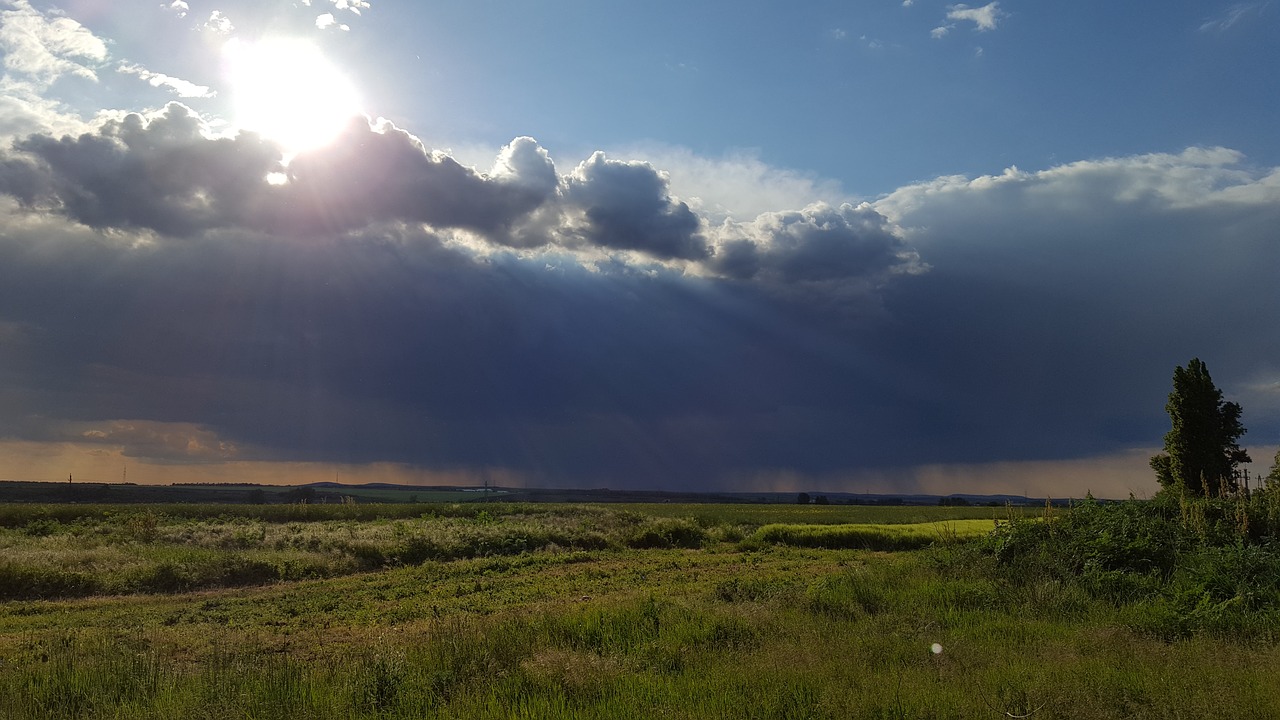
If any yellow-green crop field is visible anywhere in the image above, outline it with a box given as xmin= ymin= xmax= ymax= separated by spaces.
xmin=0 ymin=501 xmax=1277 ymax=719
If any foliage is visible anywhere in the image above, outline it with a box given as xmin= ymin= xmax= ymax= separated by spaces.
xmin=980 ymin=494 xmax=1280 ymax=639
xmin=754 ymin=520 xmax=995 ymax=550
xmin=1266 ymin=448 xmax=1280 ymax=490
xmin=5 ymin=522 xmax=1280 ymax=719
xmin=1149 ymin=358 xmax=1250 ymax=497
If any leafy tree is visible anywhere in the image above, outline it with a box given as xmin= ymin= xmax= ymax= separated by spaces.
xmin=796 ymin=492 xmax=811 ymax=505
xmin=1265 ymin=449 xmax=1280 ymax=490
xmin=1150 ymin=358 xmax=1250 ymax=497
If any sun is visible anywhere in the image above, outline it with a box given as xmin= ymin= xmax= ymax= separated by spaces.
xmin=222 ymin=38 xmax=362 ymax=152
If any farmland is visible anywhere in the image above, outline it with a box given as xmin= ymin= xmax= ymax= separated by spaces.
xmin=1 ymin=500 xmax=1278 ymax=718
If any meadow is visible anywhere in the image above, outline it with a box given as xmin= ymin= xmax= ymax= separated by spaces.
xmin=1 ymin=500 xmax=1278 ymax=718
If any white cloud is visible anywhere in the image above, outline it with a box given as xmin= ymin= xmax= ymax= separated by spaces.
xmin=165 ymin=1 xmax=189 ymax=18
xmin=930 ymin=25 xmax=951 ymax=38
xmin=875 ymin=147 xmax=1275 ymax=227
xmin=0 ymin=0 xmax=108 ymax=87
xmin=117 ymin=62 xmax=215 ymax=98
xmin=329 ymin=0 xmax=370 ymax=15
xmin=316 ymin=13 xmax=349 ymax=31
xmin=609 ymin=144 xmax=852 ymax=223
xmin=1199 ymin=3 xmax=1266 ymax=32
xmin=204 ymin=10 xmax=233 ymax=34
xmin=902 ymin=0 xmax=914 ymax=6
xmin=0 ymin=76 xmax=94 ymax=141
xmin=942 ymin=2 xmax=1004 ymax=33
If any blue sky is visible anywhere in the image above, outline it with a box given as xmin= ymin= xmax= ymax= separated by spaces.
xmin=0 ymin=0 xmax=1278 ymax=496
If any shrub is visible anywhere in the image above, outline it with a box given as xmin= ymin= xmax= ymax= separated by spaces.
xmin=980 ymin=496 xmax=1280 ymax=638
xmin=626 ymin=519 xmax=706 ymax=549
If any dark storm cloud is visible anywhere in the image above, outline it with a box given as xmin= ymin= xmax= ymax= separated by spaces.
xmin=0 ymin=104 xmax=558 ymax=240
xmin=4 ymin=103 xmax=1279 ymax=489
xmin=565 ymin=152 xmax=708 ymax=260
xmin=0 ymin=106 xmax=917 ymax=289
xmin=0 ymin=216 xmax=898 ymax=480
xmin=709 ymin=202 xmax=920 ymax=289
xmin=867 ymin=149 xmax=1280 ymax=464
xmin=273 ymin=121 xmax=558 ymax=237
xmin=4 ymin=103 xmax=280 ymax=236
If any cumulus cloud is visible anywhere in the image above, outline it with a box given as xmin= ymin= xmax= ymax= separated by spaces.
xmin=332 ymin=0 xmax=371 ymax=14
xmin=0 ymin=106 xmax=565 ymax=240
xmin=947 ymin=2 xmax=1003 ymax=30
xmin=5 ymin=97 xmax=1278 ymax=490
xmin=0 ymin=76 xmax=92 ymax=141
xmin=307 ymin=0 xmax=370 ymax=16
xmin=275 ymin=120 xmax=559 ymax=238
xmin=316 ymin=13 xmax=349 ymax=31
xmin=1 ymin=103 xmax=281 ymax=236
xmin=117 ymin=62 xmax=215 ymax=98
xmin=604 ymin=145 xmax=849 ymax=223
xmin=165 ymin=1 xmax=189 ymax=18
xmin=868 ymin=148 xmax=1280 ymax=469
xmin=564 ymin=153 xmax=707 ymax=260
xmin=708 ymin=202 xmax=921 ymax=310
xmin=933 ymin=2 xmax=1004 ymax=37
xmin=0 ymin=0 xmax=108 ymax=87
xmin=204 ymin=10 xmax=233 ymax=34
xmin=0 ymin=105 xmax=916 ymax=292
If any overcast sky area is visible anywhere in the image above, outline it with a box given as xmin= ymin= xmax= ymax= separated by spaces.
xmin=0 ymin=0 xmax=1278 ymax=497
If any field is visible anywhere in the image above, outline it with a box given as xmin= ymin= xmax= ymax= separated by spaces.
xmin=1 ymin=501 xmax=1278 ymax=718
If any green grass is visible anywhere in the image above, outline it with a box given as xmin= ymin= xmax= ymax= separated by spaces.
xmin=753 ymin=519 xmax=998 ymax=550
xmin=634 ymin=502 xmax=1020 ymax=527
xmin=1 ymin=501 xmax=1278 ymax=719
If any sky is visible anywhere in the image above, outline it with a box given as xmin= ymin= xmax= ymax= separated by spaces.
xmin=0 ymin=0 xmax=1278 ymax=497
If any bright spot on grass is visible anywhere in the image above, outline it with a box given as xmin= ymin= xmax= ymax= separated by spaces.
xmin=931 ymin=643 xmax=943 ymax=655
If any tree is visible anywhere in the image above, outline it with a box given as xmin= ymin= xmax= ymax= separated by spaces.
xmin=1265 ymin=449 xmax=1280 ymax=490
xmin=1150 ymin=358 xmax=1250 ymax=497
xmin=796 ymin=492 xmax=811 ymax=505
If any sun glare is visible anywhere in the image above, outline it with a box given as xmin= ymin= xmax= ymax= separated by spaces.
xmin=223 ymin=38 xmax=362 ymax=152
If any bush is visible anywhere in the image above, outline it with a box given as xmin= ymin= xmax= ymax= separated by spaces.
xmin=0 ymin=563 xmax=98 ymax=599
xmin=980 ymin=496 xmax=1280 ymax=638
xmin=626 ymin=519 xmax=707 ymax=549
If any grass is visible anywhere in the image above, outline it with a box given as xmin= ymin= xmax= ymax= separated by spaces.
xmin=753 ymin=519 xmax=998 ymax=550
xmin=1 ymin=500 xmax=1278 ymax=718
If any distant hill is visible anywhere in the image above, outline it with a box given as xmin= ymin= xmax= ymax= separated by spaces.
xmin=0 ymin=479 xmax=1069 ymax=505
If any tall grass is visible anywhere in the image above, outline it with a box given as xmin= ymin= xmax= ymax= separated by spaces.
xmin=4 ymin=500 xmax=1280 ymax=718
xmin=753 ymin=519 xmax=997 ymax=550
xmin=4 ymin=545 xmax=1280 ymax=719
xmin=0 ymin=506 xmax=711 ymax=600
xmin=979 ymin=493 xmax=1280 ymax=640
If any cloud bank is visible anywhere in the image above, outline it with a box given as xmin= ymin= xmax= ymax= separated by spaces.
xmin=0 ymin=105 xmax=1278 ymax=494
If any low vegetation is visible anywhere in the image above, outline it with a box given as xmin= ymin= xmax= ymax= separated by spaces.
xmin=1 ymin=499 xmax=1279 ymax=718
xmin=982 ymin=491 xmax=1280 ymax=640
